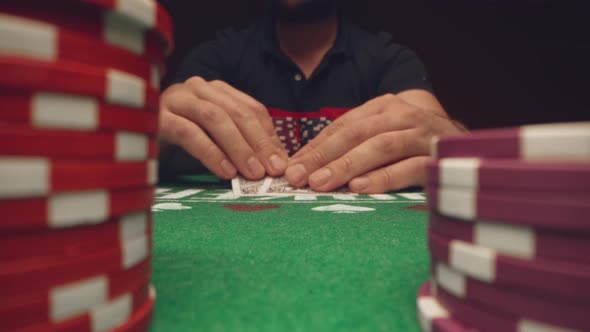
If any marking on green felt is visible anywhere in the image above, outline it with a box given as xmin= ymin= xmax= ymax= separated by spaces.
xmin=222 ymin=204 xmax=281 ymax=212
xmin=152 ymin=202 xmax=192 ymax=212
xmin=154 ymin=188 xmax=426 ymax=204
xmin=311 ymin=204 xmax=375 ymax=214
xmin=405 ymin=204 xmax=428 ymax=212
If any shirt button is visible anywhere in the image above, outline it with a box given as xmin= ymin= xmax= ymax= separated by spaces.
xmin=294 ymin=73 xmax=303 ymax=81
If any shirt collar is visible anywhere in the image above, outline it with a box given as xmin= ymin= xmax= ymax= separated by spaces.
xmin=258 ymin=13 xmax=352 ymax=59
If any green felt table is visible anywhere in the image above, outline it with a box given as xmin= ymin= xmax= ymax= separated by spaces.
xmin=149 ymin=176 xmax=430 ymax=332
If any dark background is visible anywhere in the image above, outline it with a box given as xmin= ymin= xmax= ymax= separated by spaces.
xmin=159 ymin=0 xmax=589 ymax=129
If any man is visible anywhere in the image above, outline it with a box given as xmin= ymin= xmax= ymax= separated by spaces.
xmin=159 ymin=0 xmax=466 ymax=193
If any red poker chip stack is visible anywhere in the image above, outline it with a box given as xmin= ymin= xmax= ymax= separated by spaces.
xmin=417 ymin=122 xmax=590 ymax=332
xmin=0 ymin=1 xmax=173 ymax=330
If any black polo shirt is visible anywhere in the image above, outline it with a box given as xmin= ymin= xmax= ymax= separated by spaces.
xmin=160 ymin=16 xmax=433 ymax=177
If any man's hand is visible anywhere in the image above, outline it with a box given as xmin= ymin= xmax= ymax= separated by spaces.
xmin=284 ymin=92 xmax=466 ymax=193
xmin=159 ymin=77 xmax=289 ymax=180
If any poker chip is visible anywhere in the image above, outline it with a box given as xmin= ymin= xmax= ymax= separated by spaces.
xmin=0 ymin=13 xmax=163 ymax=88
xmin=0 ymin=187 xmax=155 ymax=230
xmin=0 ymin=127 xmax=158 ymax=161
xmin=0 ymin=92 xmax=159 ymax=134
xmin=429 ymin=213 xmax=590 ymax=264
xmin=112 ymin=285 xmax=155 ymax=332
xmin=0 ymin=212 xmax=151 ymax=275
xmin=77 ymin=0 xmax=174 ymax=52
xmin=0 ymin=56 xmax=159 ymax=110
xmin=431 ymin=121 xmax=590 ymax=160
xmin=1 ymin=261 xmax=150 ymax=330
xmin=0 ymin=2 xmax=166 ymax=331
xmin=433 ymin=280 xmax=577 ymax=332
xmin=433 ymin=262 xmax=590 ymax=331
xmin=0 ymin=0 xmax=172 ymax=57
xmin=419 ymin=121 xmax=590 ymax=332
xmin=0 ymin=212 xmax=152 ymax=329
xmin=0 ymin=158 xmax=157 ymax=198
xmin=426 ymin=158 xmax=590 ymax=192
xmin=428 ymin=229 xmax=590 ymax=302
xmin=416 ymin=281 xmax=474 ymax=332
xmin=0 ymin=229 xmax=151 ymax=291
xmin=426 ymin=186 xmax=590 ymax=232
xmin=13 ymin=281 xmax=151 ymax=332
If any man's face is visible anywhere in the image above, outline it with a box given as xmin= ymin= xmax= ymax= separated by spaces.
xmin=271 ymin=0 xmax=337 ymax=23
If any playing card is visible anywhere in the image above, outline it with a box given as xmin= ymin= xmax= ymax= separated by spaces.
xmin=231 ymin=176 xmax=270 ymax=196
xmin=233 ymin=176 xmax=349 ymax=196
xmin=265 ymin=176 xmax=319 ymax=195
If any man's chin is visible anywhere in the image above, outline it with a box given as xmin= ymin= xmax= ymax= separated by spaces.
xmin=272 ymin=0 xmax=337 ymax=24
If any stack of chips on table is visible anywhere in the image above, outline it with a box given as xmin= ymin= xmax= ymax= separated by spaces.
xmin=416 ymin=122 xmax=590 ymax=332
xmin=0 ymin=1 xmax=173 ymax=331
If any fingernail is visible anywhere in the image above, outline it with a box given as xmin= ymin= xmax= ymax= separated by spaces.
xmin=285 ymin=163 xmax=307 ymax=184
xmin=350 ymin=176 xmax=370 ymax=192
xmin=220 ymin=159 xmax=237 ymax=178
xmin=310 ymin=168 xmax=332 ymax=187
xmin=269 ymin=154 xmax=287 ymax=172
xmin=247 ymin=157 xmax=265 ymax=177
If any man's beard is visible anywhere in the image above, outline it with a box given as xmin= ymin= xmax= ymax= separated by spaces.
xmin=271 ymin=0 xmax=337 ymax=24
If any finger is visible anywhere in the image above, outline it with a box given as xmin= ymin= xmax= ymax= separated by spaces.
xmin=186 ymin=78 xmax=288 ymax=175
xmin=286 ymin=111 xmax=418 ymax=187
xmin=291 ymin=95 xmax=395 ymax=159
xmin=305 ymin=129 xmax=427 ymax=192
xmin=210 ymin=80 xmax=290 ymax=163
xmin=210 ymin=81 xmax=282 ymax=140
xmin=193 ymin=78 xmax=283 ymax=148
xmin=159 ymin=110 xmax=237 ymax=179
xmin=168 ymin=93 xmax=266 ymax=180
xmin=348 ymin=156 xmax=431 ymax=194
